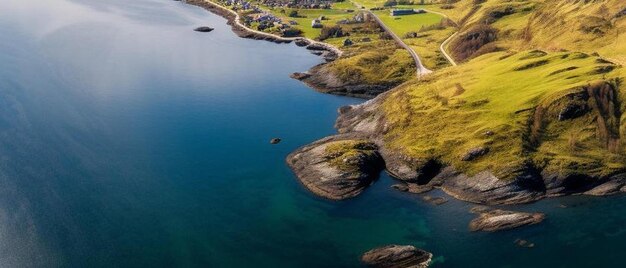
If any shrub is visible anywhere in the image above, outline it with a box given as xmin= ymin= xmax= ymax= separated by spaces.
xmin=449 ymin=24 xmax=498 ymax=61
xmin=383 ymin=0 xmax=397 ymax=7
xmin=282 ymin=28 xmax=303 ymax=37
xmin=318 ymin=26 xmax=345 ymax=41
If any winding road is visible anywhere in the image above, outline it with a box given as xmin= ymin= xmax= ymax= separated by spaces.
xmin=423 ymin=9 xmax=458 ymax=66
xmin=366 ymin=10 xmax=433 ymax=76
xmin=349 ymin=2 xmax=459 ymax=76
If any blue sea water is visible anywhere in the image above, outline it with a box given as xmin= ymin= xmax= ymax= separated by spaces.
xmin=0 ymin=0 xmax=625 ymax=267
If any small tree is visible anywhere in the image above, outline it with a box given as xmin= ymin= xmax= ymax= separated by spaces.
xmin=282 ymin=28 xmax=303 ymax=37
xmin=383 ymin=0 xmax=397 ymax=7
xmin=288 ymin=10 xmax=299 ymax=18
xmin=318 ymin=26 xmax=345 ymax=41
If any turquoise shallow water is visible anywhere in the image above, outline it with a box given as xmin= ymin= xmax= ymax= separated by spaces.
xmin=1 ymin=0 xmax=625 ymax=267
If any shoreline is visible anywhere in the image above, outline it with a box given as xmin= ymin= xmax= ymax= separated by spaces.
xmin=185 ymin=0 xmax=626 ymax=207
xmin=185 ymin=0 xmax=410 ymax=99
xmin=184 ymin=0 xmax=342 ymax=55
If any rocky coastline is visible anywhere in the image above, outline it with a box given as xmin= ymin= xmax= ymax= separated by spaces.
xmin=326 ymin=94 xmax=626 ymax=205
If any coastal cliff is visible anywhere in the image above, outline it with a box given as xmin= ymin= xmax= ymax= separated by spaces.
xmin=290 ymin=49 xmax=625 ymax=205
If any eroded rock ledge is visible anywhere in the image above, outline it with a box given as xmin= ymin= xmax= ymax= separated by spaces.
xmin=286 ymin=134 xmax=384 ymax=200
xmin=469 ymin=207 xmax=545 ymax=232
xmin=361 ymin=245 xmax=432 ymax=268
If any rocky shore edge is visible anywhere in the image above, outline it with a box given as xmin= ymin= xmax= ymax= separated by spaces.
xmin=290 ymin=66 xmax=398 ymax=99
xmin=287 ymin=91 xmax=626 ymax=205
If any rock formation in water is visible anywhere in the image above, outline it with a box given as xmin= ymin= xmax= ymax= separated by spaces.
xmin=286 ymin=134 xmax=384 ymax=200
xmin=361 ymin=245 xmax=432 ymax=268
xmin=469 ymin=208 xmax=545 ymax=232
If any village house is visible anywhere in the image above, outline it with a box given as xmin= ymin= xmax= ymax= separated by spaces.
xmin=311 ymin=19 xmax=323 ymax=28
xmin=390 ymin=9 xmax=426 ymax=16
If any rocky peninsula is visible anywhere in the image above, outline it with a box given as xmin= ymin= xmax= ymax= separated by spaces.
xmin=286 ymin=134 xmax=384 ymax=200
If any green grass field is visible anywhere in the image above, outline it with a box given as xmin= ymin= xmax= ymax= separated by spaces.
xmin=382 ymin=50 xmax=624 ymax=179
xmin=373 ymin=10 xmax=443 ymax=36
xmin=331 ymin=1 xmax=358 ymax=10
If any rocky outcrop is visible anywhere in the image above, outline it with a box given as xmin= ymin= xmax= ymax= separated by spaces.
xmin=361 ymin=245 xmax=432 ymax=268
xmin=291 ymin=64 xmax=393 ymax=99
xmin=584 ymin=179 xmax=626 ymax=196
xmin=286 ymin=134 xmax=384 ymax=200
xmin=461 ymin=147 xmax=489 ymax=161
xmin=469 ymin=208 xmax=545 ymax=232
xmin=441 ymin=166 xmax=546 ymax=205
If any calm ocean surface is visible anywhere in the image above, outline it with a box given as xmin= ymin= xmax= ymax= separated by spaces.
xmin=0 ymin=0 xmax=624 ymax=267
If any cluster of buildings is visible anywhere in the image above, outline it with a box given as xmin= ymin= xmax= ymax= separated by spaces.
xmin=390 ymin=9 xmax=426 ymax=16
xmin=259 ymin=0 xmax=334 ymax=9
xmin=336 ymin=11 xmax=371 ymax=25
xmin=220 ymin=0 xmax=257 ymax=11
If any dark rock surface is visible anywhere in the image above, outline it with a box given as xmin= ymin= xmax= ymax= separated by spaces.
xmin=469 ymin=208 xmax=545 ymax=232
xmin=289 ymin=72 xmax=311 ymax=80
xmin=361 ymin=245 xmax=432 ymax=268
xmin=194 ymin=26 xmax=214 ymax=32
xmin=461 ymin=147 xmax=489 ymax=161
xmin=286 ymin=134 xmax=384 ymax=200
xmin=294 ymin=38 xmax=310 ymax=47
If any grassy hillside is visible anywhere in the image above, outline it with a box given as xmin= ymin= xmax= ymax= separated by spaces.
xmin=427 ymin=0 xmax=625 ymax=64
xmin=381 ymin=50 xmax=624 ymax=180
xmin=373 ymin=10 xmax=454 ymax=69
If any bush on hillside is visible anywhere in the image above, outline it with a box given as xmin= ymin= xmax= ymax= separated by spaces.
xmin=449 ymin=24 xmax=498 ymax=61
xmin=318 ymin=26 xmax=346 ymax=41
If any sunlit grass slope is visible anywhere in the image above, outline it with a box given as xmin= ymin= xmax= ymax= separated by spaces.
xmin=382 ymin=50 xmax=624 ymax=180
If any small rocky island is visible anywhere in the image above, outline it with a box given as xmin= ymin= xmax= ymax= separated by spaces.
xmin=361 ymin=245 xmax=432 ymax=268
xmin=469 ymin=207 xmax=545 ymax=232
xmin=194 ymin=26 xmax=214 ymax=32
xmin=286 ymin=135 xmax=384 ymax=200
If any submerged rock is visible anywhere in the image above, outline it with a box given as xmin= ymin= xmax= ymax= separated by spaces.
xmin=469 ymin=209 xmax=545 ymax=232
xmin=422 ymin=195 xmax=448 ymax=205
xmin=194 ymin=26 xmax=214 ymax=32
xmin=286 ymin=135 xmax=384 ymax=200
xmin=514 ymin=238 xmax=535 ymax=248
xmin=361 ymin=245 xmax=432 ymax=268
xmin=391 ymin=184 xmax=409 ymax=192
